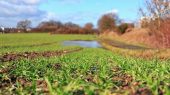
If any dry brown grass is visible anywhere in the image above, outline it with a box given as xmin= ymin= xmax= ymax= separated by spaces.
xmin=100 ymin=28 xmax=170 ymax=59
xmin=101 ymin=27 xmax=170 ymax=48
xmin=121 ymin=28 xmax=159 ymax=48
xmin=100 ymin=28 xmax=151 ymax=47
xmin=101 ymin=42 xmax=170 ymax=60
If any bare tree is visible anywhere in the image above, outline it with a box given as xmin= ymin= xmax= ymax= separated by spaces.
xmin=139 ymin=0 xmax=170 ymax=48
xmin=17 ymin=20 xmax=31 ymax=31
xmin=139 ymin=0 xmax=170 ymax=28
xmin=140 ymin=0 xmax=169 ymax=16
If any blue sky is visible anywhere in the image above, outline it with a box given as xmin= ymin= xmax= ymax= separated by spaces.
xmin=0 ymin=0 xmax=143 ymax=27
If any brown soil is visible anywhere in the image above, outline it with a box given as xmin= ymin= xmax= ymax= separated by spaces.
xmin=111 ymin=66 xmax=153 ymax=95
xmin=53 ymin=63 xmax=62 ymax=70
xmin=0 ymin=65 xmax=16 ymax=74
xmin=0 ymin=48 xmax=83 ymax=62
xmin=80 ymin=66 xmax=154 ymax=95
xmin=0 ymin=75 xmax=51 ymax=94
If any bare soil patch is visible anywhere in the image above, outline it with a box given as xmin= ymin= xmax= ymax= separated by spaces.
xmin=0 ymin=48 xmax=83 ymax=62
xmin=111 ymin=67 xmax=153 ymax=95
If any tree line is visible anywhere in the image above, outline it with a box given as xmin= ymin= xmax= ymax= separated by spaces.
xmin=13 ymin=13 xmax=134 ymax=34
xmin=33 ymin=21 xmax=98 ymax=34
xmin=2 ymin=0 xmax=168 ymax=38
xmin=1 ymin=20 xmax=98 ymax=34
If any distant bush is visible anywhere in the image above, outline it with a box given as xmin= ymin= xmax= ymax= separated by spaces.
xmin=118 ymin=23 xmax=134 ymax=34
xmin=36 ymin=20 xmax=98 ymax=34
xmin=98 ymin=13 xmax=119 ymax=32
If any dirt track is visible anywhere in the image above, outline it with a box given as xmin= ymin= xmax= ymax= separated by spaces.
xmin=0 ymin=48 xmax=83 ymax=62
xmin=101 ymin=39 xmax=152 ymax=50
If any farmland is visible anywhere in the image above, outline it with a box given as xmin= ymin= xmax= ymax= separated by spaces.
xmin=0 ymin=33 xmax=170 ymax=95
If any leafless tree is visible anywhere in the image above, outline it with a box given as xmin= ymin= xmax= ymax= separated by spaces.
xmin=139 ymin=0 xmax=170 ymax=27
xmin=139 ymin=0 xmax=170 ymax=48
xmin=17 ymin=20 xmax=31 ymax=31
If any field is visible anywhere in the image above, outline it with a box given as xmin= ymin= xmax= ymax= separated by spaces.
xmin=0 ymin=33 xmax=170 ymax=95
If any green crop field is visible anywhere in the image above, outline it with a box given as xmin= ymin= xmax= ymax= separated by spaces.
xmin=0 ymin=33 xmax=170 ymax=95
xmin=0 ymin=33 xmax=96 ymax=54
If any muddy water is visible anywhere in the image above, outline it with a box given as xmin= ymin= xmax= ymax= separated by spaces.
xmin=63 ymin=41 xmax=102 ymax=48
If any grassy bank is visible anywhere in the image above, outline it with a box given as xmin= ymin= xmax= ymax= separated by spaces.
xmin=99 ymin=33 xmax=170 ymax=60
xmin=0 ymin=33 xmax=170 ymax=94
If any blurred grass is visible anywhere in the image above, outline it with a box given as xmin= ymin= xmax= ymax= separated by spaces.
xmin=0 ymin=33 xmax=96 ymax=54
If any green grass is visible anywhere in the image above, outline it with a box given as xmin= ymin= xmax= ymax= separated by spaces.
xmin=0 ymin=33 xmax=96 ymax=54
xmin=0 ymin=33 xmax=170 ymax=95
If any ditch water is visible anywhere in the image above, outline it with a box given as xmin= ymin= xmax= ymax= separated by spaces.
xmin=63 ymin=40 xmax=102 ymax=48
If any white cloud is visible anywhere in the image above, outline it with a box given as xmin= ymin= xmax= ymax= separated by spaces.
xmin=42 ymin=12 xmax=58 ymax=21
xmin=5 ymin=0 xmax=41 ymax=5
xmin=0 ymin=0 xmax=86 ymax=27
xmin=1 ymin=2 xmax=40 ymax=16
xmin=105 ymin=9 xmax=119 ymax=15
xmin=59 ymin=0 xmax=81 ymax=4
xmin=0 ymin=0 xmax=48 ymax=27
xmin=0 ymin=0 xmax=101 ymax=27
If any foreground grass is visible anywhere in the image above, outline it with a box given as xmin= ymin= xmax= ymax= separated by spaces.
xmin=0 ymin=33 xmax=170 ymax=94
xmin=1 ymin=48 xmax=170 ymax=94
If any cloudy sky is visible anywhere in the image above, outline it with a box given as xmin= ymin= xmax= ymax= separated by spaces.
xmin=0 ymin=0 xmax=143 ymax=27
